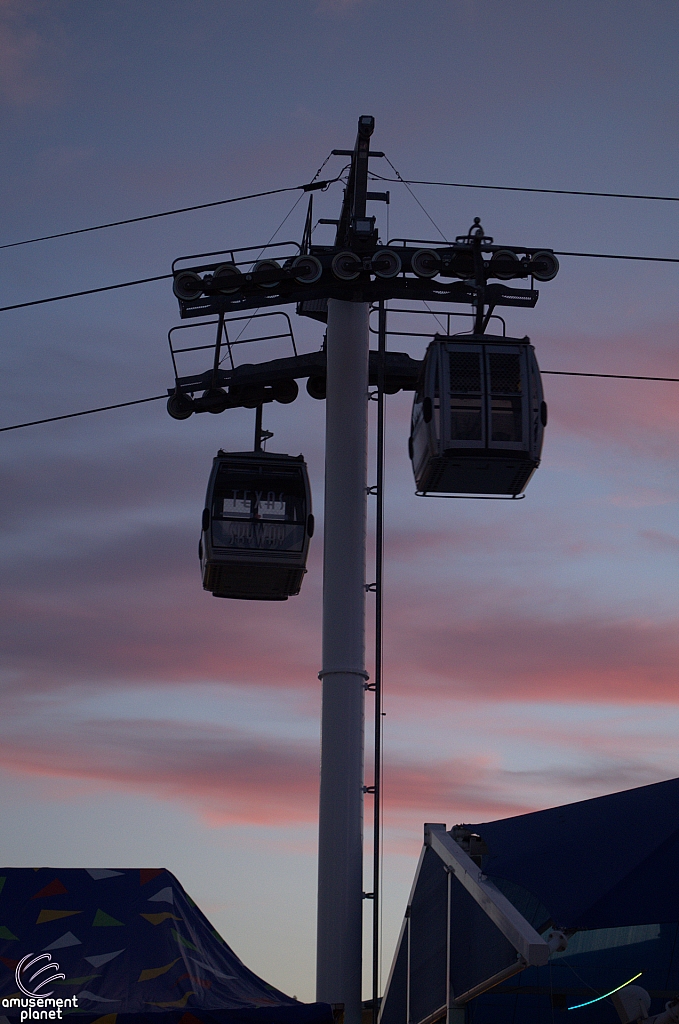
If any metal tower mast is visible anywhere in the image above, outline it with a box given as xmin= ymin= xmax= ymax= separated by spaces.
xmin=317 ymin=115 xmax=375 ymax=1024
xmin=167 ymin=114 xmax=559 ymax=1024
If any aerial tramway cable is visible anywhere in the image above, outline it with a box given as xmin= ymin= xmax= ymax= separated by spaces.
xmin=0 ymin=154 xmax=343 ymax=252
xmin=2 ymin=370 xmax=679 ymax=434
xmin=369 ymin=169 xmax=679 ymax=204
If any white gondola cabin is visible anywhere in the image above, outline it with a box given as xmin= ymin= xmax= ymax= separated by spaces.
xmin=410 ymin=334 xmax=546 ymax=496
xmin=200 ymin=451 xmax=313 ymax=600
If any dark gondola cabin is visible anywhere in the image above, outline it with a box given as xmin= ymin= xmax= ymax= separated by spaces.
xmin=410 ymin=334 xmax=546 ymax=496
xmin=200 ymin=451 xmax=313 ymax=600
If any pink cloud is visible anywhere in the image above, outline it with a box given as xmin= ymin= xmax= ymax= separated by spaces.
xmin=540 ymin=324 xmax=679 ymax=457
xmin=385 ymin=603 xmax=679 ymax=703
xmin=4 ymin=529 xmax=679 ymax=705
xmin=0 ymin=710 xmax=666 ymax=831
xmin=0 ymin=1 xmax=57 ymax=105
xmin=0 ymin=580 xmax=322 ymax=691
xmin=0 ymin=718 xmax=320 ymax=825
xmin=609 ymin=489 xmax=675 ymax=509
xmin=384 ymin=525 xmax=514 ymax=559
xmin=2 ymin=411 xmax=678 ymax=711
xmin=379 ymin=756 xmax=533 ymax=823
xmin=0 ymin=710 xmax=539 ymax=827
xmin=641 ymin=528 xmax=679 ymax=552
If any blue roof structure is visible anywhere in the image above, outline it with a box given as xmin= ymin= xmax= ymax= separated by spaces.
xmin=463 ymin=775 xmax=679 ymax=931
xmin=379 ymin=778 xmax=679 ymax=1024
xmin=0 ymin=868 xmax=331 ymax=1024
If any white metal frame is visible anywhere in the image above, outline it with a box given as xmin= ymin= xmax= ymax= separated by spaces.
xmin=378 ymin=824 xmax=551 ymax=1024
xmin=424 ymin=824 xmax=550 ymax=967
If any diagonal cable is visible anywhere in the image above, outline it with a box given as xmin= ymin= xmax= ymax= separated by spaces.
xmin=381 ymin=156 xmax=449 ymax=242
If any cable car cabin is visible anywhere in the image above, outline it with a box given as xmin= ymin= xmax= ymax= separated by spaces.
xmin=410 ymin=334 xmax=546 ymax=496
xmin=200 ymin=451 xmax=313 ymax=601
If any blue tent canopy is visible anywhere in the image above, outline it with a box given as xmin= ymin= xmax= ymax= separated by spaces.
xmin=0 ymin=868 xmax=331 ymax=1024
xmin=462 ymin=775 xmax=679 ymax=930
xmin=379 ymin=778 xmax=679 ymax=1024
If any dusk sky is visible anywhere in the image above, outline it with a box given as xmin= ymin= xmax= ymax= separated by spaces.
xmin=2 ymin=0 xmax=679 ymax=1004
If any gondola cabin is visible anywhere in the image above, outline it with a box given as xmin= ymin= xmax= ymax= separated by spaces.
xmin=410 ymin=334 xmax=546 ymax=496
xmin=200 ymin=451 xmax=313 ymax=600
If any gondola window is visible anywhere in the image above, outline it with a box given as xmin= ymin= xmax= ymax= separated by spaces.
xmin=211 ymin=466 xmax=306 ymax=553
xmin=449 ymin=350 xmax=483 ymax=442
xmin=488 ymin=352 xmax=523 ymax=443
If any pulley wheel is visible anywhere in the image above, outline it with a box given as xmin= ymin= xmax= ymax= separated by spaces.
xmin=167 ymin=390 xmax=194 ymax=419
xmin=240 ymin=383 xmax=267 ymax=408
xmin=530 ymin=251 xmax=560 ymax=281
xmin=292 ymin=255 xmax=323 ymax=284
xmin=201 ymin=388 xmax=230 ymax=414
xmin=173 ymin=271 xmax=204 ymax=301
xmin=272 ymin=379 xmax=299 ymax=404
xmin=307 ymin=376 xmax=326 ymax=400
xmin=331 ymin=251 xmax=362 ymax=281
xmin=447 ymin=251 xmax=475 ymax=279
xmin=212 ymin=263 xmax=243 ymax=294
xmin=489 ymin=249 xmax=520 ymax=280
xmin=371 ymin=249 xmax=402 ymax=279
xmin=253 ymin=260 xmax=281 ymax=289
xmin=411 ymin=249 xmax=441 ymax=278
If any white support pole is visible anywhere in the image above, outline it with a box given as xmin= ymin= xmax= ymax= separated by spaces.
xmin=317 ymin=297 xmax=370 ymax=1024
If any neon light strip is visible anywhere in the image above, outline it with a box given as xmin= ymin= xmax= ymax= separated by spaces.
xmin=568 ymin=971 xmax=643 ymax=1010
